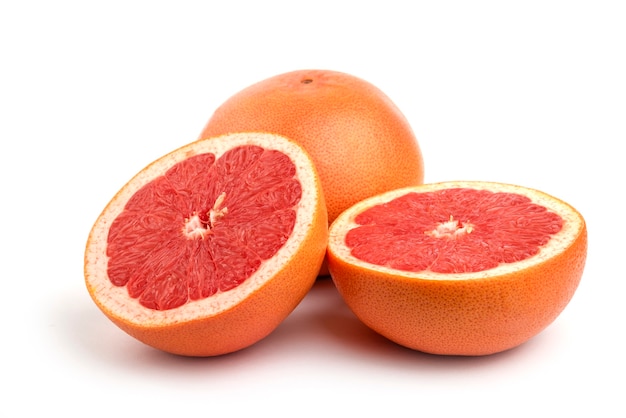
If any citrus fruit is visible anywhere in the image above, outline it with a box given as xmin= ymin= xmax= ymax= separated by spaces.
xmin=327 ymin=181 xmax=587 ymax=356
xmin=198 ymin=69 xmax=425 ymax=226
xmin=84 ymin=132 xmax=328 ymax=356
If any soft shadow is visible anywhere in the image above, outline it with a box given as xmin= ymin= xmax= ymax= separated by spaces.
xmin=57 ymin=279 xmax=557 ymax=376
xmin=55 ymin=289 xmax=273 ymax=376
xmin=306 ymin=278 xmax=552 ymax=372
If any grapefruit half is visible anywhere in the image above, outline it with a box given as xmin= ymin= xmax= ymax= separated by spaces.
xmin=327 ymin=181 xmax=587 ymax=356
xmin=85 ymin=133 xmax=328 ymax=356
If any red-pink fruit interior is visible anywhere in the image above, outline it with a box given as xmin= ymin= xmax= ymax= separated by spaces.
xmin=345 ymin=188 xmax=563 ymax=273
xmin=106 ymin=145 xmax=302 ymax=310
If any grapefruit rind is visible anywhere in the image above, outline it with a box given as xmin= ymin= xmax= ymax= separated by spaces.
xmin=85 ymin=132 xmax=326 ymax=330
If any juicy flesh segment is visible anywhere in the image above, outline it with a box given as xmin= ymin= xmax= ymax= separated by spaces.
xmin=345 ymin=188 xmax=563 ymax=273
xmin=106 ymin=146 xmax=302 ymax=310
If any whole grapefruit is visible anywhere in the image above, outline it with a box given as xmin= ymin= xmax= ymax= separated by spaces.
xmin=198 ymin=69 xmax=424 ymax=225
xmin=327 ymin=181 xmax=587 ymax=356
xmin=85 ymin=133 xmax=328 ymax=356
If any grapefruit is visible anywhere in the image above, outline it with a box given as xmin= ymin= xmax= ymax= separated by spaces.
xmin=198 ymin=69 xmax=425 ymax=225
xmin=84 ymin=133 xmax=328 ymax=356
xmin=327 ymin=181 xmax=587 ymax=356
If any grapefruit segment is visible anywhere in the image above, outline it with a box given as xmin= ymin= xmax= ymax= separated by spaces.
xmin=327 ymin=181 xmax=587 ymax=356
xmin=85 ymin=133 xmax=328 ymax=356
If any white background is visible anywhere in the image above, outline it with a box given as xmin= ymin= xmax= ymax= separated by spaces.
xmin=2 ymin=1 xmax=624 ymax=416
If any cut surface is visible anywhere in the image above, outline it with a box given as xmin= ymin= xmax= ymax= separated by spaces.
xmin=329 ymin=181 xmax=583 ymax=281
xmin=106 ymin=146 xmax=302 ymax=311
xmin=345 ymin=187 xmax=564 ymax=274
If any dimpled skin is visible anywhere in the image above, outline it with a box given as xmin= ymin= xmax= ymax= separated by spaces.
xmin=199 ymin=69 xmax=424 ymax=225
xmin=327 ymin=182 xmax=588 ymax=356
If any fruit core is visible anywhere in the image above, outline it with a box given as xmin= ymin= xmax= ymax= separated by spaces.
xmin=425 ymin=216 xmax=474 ymax=239
xmin=183 ymin=192 xmax=228 ymax=239
xmin=345 ymin=188 xmax=564 ymax=274
xmin=106 ymin=145 xmax=302 ymax=310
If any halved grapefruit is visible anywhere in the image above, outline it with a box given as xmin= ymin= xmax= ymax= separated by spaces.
xmin=327 ymin=181 xmax=587 ymax=356
xmin=84 ymin=133 xmax=328 ymax=356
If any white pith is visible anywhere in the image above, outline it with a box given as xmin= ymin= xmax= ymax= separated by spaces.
xmin=425 ymin=216 xmax=474 ymax=239
xmin=183 ymin=214 xmax=209 ymax=240
xmin=328 ymin=181 xmax=584 ymax=281
xmin=85 ymin=133 xmax=320 ymax=325
xmin=182 ymin=192 xmax=228 ymax=240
